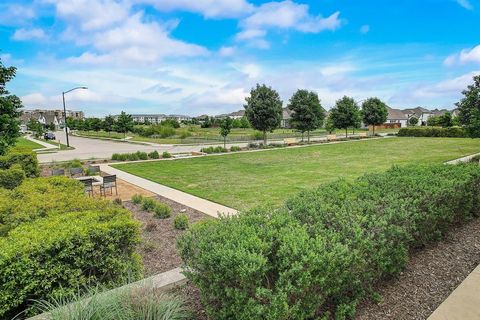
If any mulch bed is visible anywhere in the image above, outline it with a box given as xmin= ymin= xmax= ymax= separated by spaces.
xmin=123 ymin=195 xmax=211 ymax=277
xmin=170 ymin=217 xmax=480 ymax=320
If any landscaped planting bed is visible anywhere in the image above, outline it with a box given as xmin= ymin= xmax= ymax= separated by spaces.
xmin=123 ymin=195 xmax=210 ymax=276
xmin=114 ymin=137 xmax=480 ymax=209
xmin=177 ymin=164 xmax=480 ymax=319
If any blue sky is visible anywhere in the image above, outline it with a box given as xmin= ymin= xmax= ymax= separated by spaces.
xmin=1 ymin=0 xmax=479 ymax=116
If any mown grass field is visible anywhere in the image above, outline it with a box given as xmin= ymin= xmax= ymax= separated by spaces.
xmin=113 ymin=137 xmax=480 ymax=210
xmin=15 ymin=137 xmax=43 ymax=150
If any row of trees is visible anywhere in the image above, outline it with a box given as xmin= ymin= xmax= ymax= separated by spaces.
xmin=239 ymin=84 xmax=389 ymax=144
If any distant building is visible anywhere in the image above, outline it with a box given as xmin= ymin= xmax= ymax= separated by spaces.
xmin=281 ymin=108 xmax=292 ymax=128
xmin=386 ymin=107 xmax=408 ymax=127
xmin=127 ymin=114 xmax=191 ymax=124
xmin=20 ymin=109 xmax=84 ymax=129
xmin=401 ymin=107 xmax=433 ymax=126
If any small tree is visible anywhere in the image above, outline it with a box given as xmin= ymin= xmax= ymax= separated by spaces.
xmin=103 ymin=115 xmax=116 ymax=135
xmin=115 ymin=111 xmax=134 ymax=139
xmin=244 ymin=84 xmax=283 ymax=145
xmin=439 ymin=112 xmax=453 ymax=128
xmin=408 ymin=116 xmax=418 ymax=126
xmin=329 ymin=96 xmax=360 ymax=138
xmin=219 ymin=117 xmax=233 ymax=148
xmin=324 ymin=114 xmax=335 ymax=134
xmin=361 ymin=97 xmax=388 ymax=135
xmin=288 ymin=89 xmax=326 ymax=143
xmin=427 ymin=116 xmax=441 ymax=126
xmin=90 ymin=118 xmax=103 ymax=132
xmin=27 ymin=118 xmax=45 ymax=138
xmin=457 ymin=75 xmax=480 ymax=138
xmin=0 ymin=59 xmax=22 ymax=155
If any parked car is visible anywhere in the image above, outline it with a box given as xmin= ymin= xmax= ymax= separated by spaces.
xmin=44 ymin=132 xmax=56 ymax=140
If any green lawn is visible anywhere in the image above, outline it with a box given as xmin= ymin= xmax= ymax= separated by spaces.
xmin=113 ymin=137 xmax=480 ymax=210
xmin=15 ymin=137 xmax=44 ymax=150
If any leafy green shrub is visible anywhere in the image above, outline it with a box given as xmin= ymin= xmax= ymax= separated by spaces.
xmin=127 ymin=153 xmax=139 ymax=161
xmin=251 ymin=131 xmax=264 ymax=140
xmin=153 ymin=202 xmax=172 ymax=219
xmin=0 ymin=208 xmax=141 ymax=319
xmin=131 ymin=194 xmax=143 ymax=205
xmin=200 ymin=146 xmax=228 ymax=154
xmin=112 ymin=153 xmax=121 ymax=161
xmin=0 ymin=149 xmax=39 ymax=177
xmin=0 ymin=177 xmax=110 ymax=233
xmin=141 ymin=197 xmax=157 ymax=212
xmin=136 ymin=151 xmax=148 ymax=160
xmin=230 ymin=146 xmax=242 ymax=152
xmin=0 ymin=165 xmax=25 ymax=189
xmin=148 ymin=150 xmax=160 ymax=159
xmin=177 ymin=164 xmax=480 ymax=319
xmin=398 ymin=126 xmax=467 ymax=137
xmin=173 ymin=214 xmax=189 ymax=230
xmin=33 ymin=285 xmax=189 ymax=320
xmin=162 ymin=151 xmax=172 ymax=158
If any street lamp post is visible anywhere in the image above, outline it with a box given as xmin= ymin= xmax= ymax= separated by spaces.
xmin=62 ymin=86 xmax=88 ymax=147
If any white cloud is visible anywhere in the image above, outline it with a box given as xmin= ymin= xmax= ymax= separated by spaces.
xmin=218 ymin=46 xmax=236 ymax=57
xmin=444 ymin=45 xmax=480 ymax=66
xmin=0 ymin=3 xmax=35 ymax=26
xmin=45 ymin=0 xmax=130 ymax=31
xmin=360 ymin=25 xmax=370 ymax=34
xmin=236 ymin=1 xmax=342 ymax=46
xmin=135 ymin=0 xmax=254 ymax=18
xmin=457 ymin=0 xmax=474 ymax=10
xmin=12 ymin=28 xmax=47 ymax=41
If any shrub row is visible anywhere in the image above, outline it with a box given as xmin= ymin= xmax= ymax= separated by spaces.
xmin=0 ymin=177 xmax=141 ymax=318
xmin=111 ymin=150 xmax=169 ymax=161
xmin=177 ymin=164 xmax=480 ymax=319
xmin=200 ymin=146 xmax=228 ymax=154
xmin=132 ymin=194 xmax=172 ymax=219
xmin=0 ymin=148 xmax=39 ymax=177
xmin=398 ymin=126 xmax=467 ymax=137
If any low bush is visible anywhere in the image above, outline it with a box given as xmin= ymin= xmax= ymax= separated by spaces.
xmin=148 ymin=150 xmax=160 ymax=159
xmin=131 ymin=194 xmax=143 ymax=204
xmin=33 ymin=285 xmax=189 ymax=320
xmin=153 ymin=202 xmax=172 ymax=219
xmin=136 ymin=151 xmax=148 ymax=160
xmin=0 ymin=165 xmax=25 ymax=189
xmin=127 ymin=153 xmax=139 ymax=161
xmin=141 ymin=197 xmax=157 ymax=212
xmin=200 ymin=146 xmax=228 ymax=154
xmin=174 ymin=214 xmax=189 ymax=230
xmin=230 ymin=146 xmax=242 ymax=152
xmin=398 ymin=126 xmax=467 ymax=137
xmin=162 ymin=151 xmax=172 ymax=158
xmin=0 ymin=149 xmax=39 ymax=177
xmin=0 ymin=205 xmax=141 ymax=319
xmin=177 ymin=164 xmax=480 ymax=319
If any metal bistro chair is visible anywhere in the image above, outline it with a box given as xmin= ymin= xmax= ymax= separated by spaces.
xmin=51 ymin=168 xmax=65 ymax=176
xmin=100 ymin=175 xmax=118 ymax=197
xmin=81 ymin=178 xmax=94 ymax=197
xmin=69 ymin=167 xmax=84 ymax=177
xmin=88 ymin=165 xmax=101 ymax=175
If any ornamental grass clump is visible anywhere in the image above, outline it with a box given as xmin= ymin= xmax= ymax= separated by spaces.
xmin=153 ymin=202 xmax=172 ymax=219
xmin=177 ymin=164 xmax=480 ymax=319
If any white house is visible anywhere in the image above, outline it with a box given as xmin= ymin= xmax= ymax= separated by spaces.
xmin=386 ymin=107 xmax=408 ymax=127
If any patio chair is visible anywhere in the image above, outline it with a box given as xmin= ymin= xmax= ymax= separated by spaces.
xmin=69 ymin=167 xmax=84 ymax=177
xmin=51 ymin=168 xmax=65 ymax=176
xmin=81 ymin=178 xmax=94 ymax=197
xmin=100 ymin=175 xmax=118 ymax=197
xmin=88 ymin=165 xmax=101 ymax=175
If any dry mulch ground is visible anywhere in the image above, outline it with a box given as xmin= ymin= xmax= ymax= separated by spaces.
xmin=123 ymin=195 xmax=211 ymax=277
xmin=171 ymin=218 xmax=480 ymax=320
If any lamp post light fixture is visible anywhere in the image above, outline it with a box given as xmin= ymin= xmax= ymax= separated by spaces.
xmin=62 ymin=86 xmax=88 ymax=147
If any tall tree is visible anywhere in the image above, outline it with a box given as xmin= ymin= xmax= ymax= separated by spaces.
xmin=329 ymin=96 xmax=360 ymax=138
xmin=0 ymin=58 xmax=22 ymax=155
xmin=103 ymin=115 xmax=116 ymax=135
xmin=457 ymin=75 xmax=480 ymax=138
xmin=361 ymin=97 xmax=388 ymax=135
xmin=244 ymin=84 xmax=283 ymax=145
xmin=219 ymin=117 xmax=233 ymax=148
xmin=115 ymin=111 xmax=134 ymax=139
xmin=288 ymin=89 xmax=326 ymax=143
xmin=27 ymin=118 xmax=44 ymax=138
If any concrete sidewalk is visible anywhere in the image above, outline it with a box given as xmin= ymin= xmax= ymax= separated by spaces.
xmin=428 ymin=264 xmax=480 ymax=320
xmin=100 ymin=164 xmax=238 ymax=218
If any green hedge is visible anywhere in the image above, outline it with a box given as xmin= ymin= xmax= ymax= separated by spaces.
xmin=398 ymin=126 xmax=467 ymax=137
xmin=0 ymin=177 xmax=110 ymax=233
xmin=0 ymin=165 xmax=25 ymax=189
xmin=0 ymin=149 xmax=39 ymax=177
xmin=0 ymin=209 xmax=141 ymax=318
xmin=177 ymin=164 xmax=480 ymax=319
